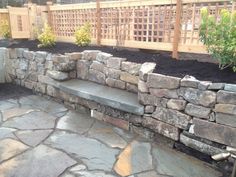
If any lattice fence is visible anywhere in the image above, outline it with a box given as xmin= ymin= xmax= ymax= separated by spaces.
xmin=49 ymin=0 xmax=235 ymax=55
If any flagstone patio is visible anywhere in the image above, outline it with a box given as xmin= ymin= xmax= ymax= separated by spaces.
xmin=0 ymin=94 xmax=223 ymax=177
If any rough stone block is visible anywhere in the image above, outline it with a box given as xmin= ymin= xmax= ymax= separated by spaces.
xmin=193 ymin=118 xmax=236 ymax=147
xmin=120 ymin=72 xmax=138 ymax=85
xmin=106 ymin=78 xmax=126 ymax=89
xmin=104 ymin=67 xmax=121 ymax=79
xmin=178 ymin=87 xmax=216 ymax=107
xmin=185 ymin=103 xmax=211 ymax=119
xmin=90 ymin=61 xmax=105 ymax=73
xmin=47 ymin=85 xmax=59 ymax=97
xmin=9 ymin=48 xmax=17 ymax=59
xmin=107 ymin=57 xmax=126 ymax=69
xmin=103 ymin=115 xmax=129 ymax=130
xmin=145 ymin=105 xmax=155 ymax=113
xmin=126 ymin=83 xmax=138 ymax=93
xmin=181 ymin=75 xmax=200 ymax=88
xmin=65 ymin=52 xmax=82 ymax=60
xmin=88 ymin=69 xmax=106 ymax=84
xmin=121 ymin=61 xmax=141 ymax=75
xmin=77 ymin=60 xmax=91 ymax=80
xmin=214 ymin=104 xmax=236 ymax=115
xmin=27 ymin=73 xmax=38 ymax=82
xmin=142 ymin=116 xmax=180 ymax=140
xmin=96 ymin=52 xmax=112 ymax=64
xmin=139 ymin=62 xmax=156 ymax=81
xmin=55 ymin=61 xmax=76 ymax=72
xmin=82 ymin=50 xmax=100 ymax=60
xmin=208 ymin=83 xmax=225 ymax=90
xmin=216 ymin=113 xmax=236 ymax=128
xmin=38 ymin=75 xmax=60 ymax=88
xmin=198 ymin=81 xmax=212 ymax=90
xmin=35 ymin=51 xmax=47 ymax=64
xmin=23 ymin=50 xmax=35 ymax=60
xmin=152 ymin=107 xmax=191 ymax=129
xmin=147 ymin=73 xmax=180 ymax=89
xmin=138 ymin=80 xmax=149 ymax=93
xmin=138 ymin=93 xmax=161 ymax=106
xmin=217 ymin=90 xmax=236 ymax=105
xmin=224 ymin=84 xmax=236 ymax=92
xmin=16 ymin=48 xmax=26 ymax=58
xmin=150 ymin=88 xmax=178 ymax=99
xmin=52 ymin=55 xmax=69 ymax=63
xmin=47 ymin=70 xmax=69 ymax=81
xmin=35 ymin=83 xmax=46 ymax=94
xmin=167 ymin=99 xmax=187 ymax=111
xmin=180 ymin=132 xmax=225 ymax=156
xmin=24 ymin=81 xmax=35 ymax=90
xmin=69 ymin=71 xmax=76 ymax=79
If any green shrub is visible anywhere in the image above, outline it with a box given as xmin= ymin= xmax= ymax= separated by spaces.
xmin=0 ymin=20 xmax=10 ymax=39
xmin=200 ymin=7 xmax=236 ymax=72
xmin=37 ymin=23 xmax=56 ymax=48
xmin=75 ymin=22 xmax=91 ymax=47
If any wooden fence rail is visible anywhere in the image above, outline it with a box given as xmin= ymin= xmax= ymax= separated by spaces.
xmin=0 ymin=0 xmax=235 ymax=58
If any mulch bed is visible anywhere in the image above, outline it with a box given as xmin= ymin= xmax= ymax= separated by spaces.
xmin=9 ymin=40 xmax=236 ymax=84
xmin=0 ymin=84 xmax=32 ymax=101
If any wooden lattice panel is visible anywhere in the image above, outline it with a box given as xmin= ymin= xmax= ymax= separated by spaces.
xmin=180 ymin=1 xmax=235 ymax=45
xmin=48 ymin=0 xmax=234 ymax=53
xmin=51 ymin=8 xmax=97 ymax=40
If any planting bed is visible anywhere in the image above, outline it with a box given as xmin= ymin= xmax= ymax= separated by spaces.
xmin=9 ymin=40 xmax=236 ymax=84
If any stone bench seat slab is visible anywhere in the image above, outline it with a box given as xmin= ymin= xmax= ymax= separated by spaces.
xmin=59 ymin=79 xmax=144 ymax=115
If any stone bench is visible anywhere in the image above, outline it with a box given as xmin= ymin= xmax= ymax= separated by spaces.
xmin=59 ymin=79 xmax=144 ymax=115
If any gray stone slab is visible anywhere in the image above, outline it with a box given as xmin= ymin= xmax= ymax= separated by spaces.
xmin=57 ymin=110 xmax=94 ymax=134
xmin=224 ymin=84 xmax=236 ymax=92
xmin=114 ymin=141 xmax=153 ymax=176
xmin=2 ymin=107 xmax=35 ymax=121
xmin=19 ymin=95 xmax=68 ymax=116
xmin=152 ymin=144 xmax=222 ymax=177
xmin=0 ymin=101 xmax=18 ymax=111
xmin=88 ymin=121 xmax=127 ymax=149
xmin=0 ymin=127 xmax=17 ymax=140
xmin=59 ymin=79 xmax=144 ymax=115
xmin=0 ymin=139 xmax=29 ymax=163
xmin=0 ymin=145 xmax=76 ymax=177
xmin=2 ymin=111 xmax=57 ymax=130
xmin=45 ymin=131 xmax=120 ymax=171
xmin=15 ymin=129 xmax=53 ymax=146
xmin=216 ymin=113 xmax=236 ymax=128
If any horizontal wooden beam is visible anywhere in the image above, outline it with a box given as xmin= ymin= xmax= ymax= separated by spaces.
xmin=50 ymin=0 xmax=231 ymax=11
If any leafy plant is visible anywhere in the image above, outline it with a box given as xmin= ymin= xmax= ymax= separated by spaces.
xmin=0 ymin=20 xmax=10 ymax=39
xmin=37 ymin=23 xmax=56 ymax=48
xmin=75 ymin=22 xmax=91 ymax=47
xmin=200 ymin=7 xmax=236 ymax=71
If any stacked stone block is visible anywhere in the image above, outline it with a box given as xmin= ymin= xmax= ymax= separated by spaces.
xmin=2 ymin=47 xmax=236 ymax=157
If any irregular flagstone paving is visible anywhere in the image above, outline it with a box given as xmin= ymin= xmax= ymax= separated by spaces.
xmin=0 ymin=95 xmax=223 ymax=177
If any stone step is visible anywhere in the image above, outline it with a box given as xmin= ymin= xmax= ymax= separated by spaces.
xmin=59 ymin=79 xmax=144 ymax=115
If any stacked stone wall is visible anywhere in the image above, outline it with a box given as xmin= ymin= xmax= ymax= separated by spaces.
xmin=2 ymin=47 xmax=236 ymax=157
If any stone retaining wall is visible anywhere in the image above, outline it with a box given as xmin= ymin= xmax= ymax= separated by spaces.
xmin=2 ymin=47 xmax=236 ymax=157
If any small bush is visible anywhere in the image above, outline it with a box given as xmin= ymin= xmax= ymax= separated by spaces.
xmin=75 ymin=22 xmax=91 ymax=47
xmin=200 ymin=7 xmax=236 ymax=71
xmin=37 ymin=23 xmax=56 ymax=48
xmin=0 ymin=20 xmax=10 ymax=39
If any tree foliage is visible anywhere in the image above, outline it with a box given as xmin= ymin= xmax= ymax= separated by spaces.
xmin=200 ymin=7 xmax=236 ymax=72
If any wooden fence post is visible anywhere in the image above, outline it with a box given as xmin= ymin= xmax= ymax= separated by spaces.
xmin=172 ymin=0 xmax=182 ymax=59
xmin=96 ymin=0 xmax=102 ymax=45
xmin=46 ymin=1 xmax=53 ymax=27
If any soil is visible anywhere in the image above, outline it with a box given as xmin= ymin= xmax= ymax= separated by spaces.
xmin=9 ymin=40 xmax=236 ymax=84
xmin=0 ymin=84 xmax=33 ymax=101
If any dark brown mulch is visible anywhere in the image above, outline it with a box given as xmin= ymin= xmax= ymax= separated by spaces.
xmin=9 ymin=40 xmax=236 ymax=84
xmin=0 ymin=84 xmax=33 ymax=101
